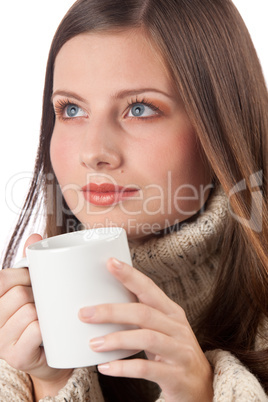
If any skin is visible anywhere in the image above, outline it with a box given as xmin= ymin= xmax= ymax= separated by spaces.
xmin=0 ymin=29 xmax=213 ymax=400
xmin=50 ymin=29 xmax=212 ymax=240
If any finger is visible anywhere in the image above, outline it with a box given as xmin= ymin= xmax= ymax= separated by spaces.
xmin=16 ymin=319 xmax=42 ymax=352
xmin=97 ymin=358 xmax=176 ymax=387
xmin=0 ymin=268 xmax=31 ymax=297
xmin=107 ymin=258 xmax=182 ymax=316
xmin=9 ymin=320 xmax=44 ymax=373
xmin=23 ymin=234 xmax=43 ymax=257
xmin=0 ymin=285 xmax=34 ymax=328
xmin=0 ymin=302 xmax=38 ymax=348
xmin=90 ymin=329 xmax=180 ymax=364
xmin=79 ymin=303 xmax=183 ymax=338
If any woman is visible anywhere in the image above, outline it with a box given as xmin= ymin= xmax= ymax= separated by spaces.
xmin=1 ymin=0 xmax=268 ymax=400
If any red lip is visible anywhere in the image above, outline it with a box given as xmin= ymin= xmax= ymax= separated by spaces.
xmin=81 ymin=183 xmax=140 ymax=206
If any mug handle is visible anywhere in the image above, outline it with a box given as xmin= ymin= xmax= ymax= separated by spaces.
xmin=13 ymin=257 xmax=29 ymax=269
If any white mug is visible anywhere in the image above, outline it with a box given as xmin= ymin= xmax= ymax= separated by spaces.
xmin=14 ymin=227 xmax=137 ymax=369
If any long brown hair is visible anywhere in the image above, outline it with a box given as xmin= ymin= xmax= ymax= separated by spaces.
xmin=3 ymin=0 xmax=268 ymax=399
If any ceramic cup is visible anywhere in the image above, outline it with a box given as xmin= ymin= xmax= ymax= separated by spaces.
xmin=14 ymin=227 xmax=137 ymax=368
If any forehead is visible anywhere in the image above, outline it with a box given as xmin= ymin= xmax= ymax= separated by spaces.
xmin=53 ymin=29 xmax=173 ymax=93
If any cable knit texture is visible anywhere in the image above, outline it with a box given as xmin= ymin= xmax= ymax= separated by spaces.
xmin=205 ymin=350 xmax=268 ymax=402
xmin=40 ymin=367 xmax=104 ymax=402
xmin=0 ymin=359 xmax=33 ymax=401
xmin=0 ymin=186 xmax=267 ymax=401
xmin=129 ymin=186 xmax=228 ymax=326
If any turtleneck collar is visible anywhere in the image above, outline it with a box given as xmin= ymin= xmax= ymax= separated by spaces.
xmin=129 ymin=185 xmax=229 ymax=324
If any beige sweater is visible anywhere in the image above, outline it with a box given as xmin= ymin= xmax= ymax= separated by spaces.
xmin=0 ymin=186 xmax=267 ymax=401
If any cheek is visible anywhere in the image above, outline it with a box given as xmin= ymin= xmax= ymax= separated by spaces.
xmin=50 ymin=133 xmax=63 ymax=181
xmin=50 ymin=130 xmax=76 ymax=185
xmin=183 ymin=135 xmax=211 ymax=186
xmin=149 ymin=127 xmax=211 ymax=212
xmin=170 ymin=133 xmax=212 ymax=216
xmin=146 ymin=126 xmax=210 ymax=187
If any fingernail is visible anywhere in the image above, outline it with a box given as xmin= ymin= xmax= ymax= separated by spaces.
xmin=112 ymin=258 xmax=123 ymax=269
xmin=90 ymin=337 xmax=105 ymax=351
xmin=98 ymin=363 xmax=110 ymax=372
xmin=79 ymin=306 xmax=96 ymax=319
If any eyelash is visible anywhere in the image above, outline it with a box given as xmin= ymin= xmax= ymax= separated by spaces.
xmin=53 ymin=99 xmax=79 ymax=121
xmin=53 ymin=97 xmax=162 ymax=121
xmin=125 ymin=96 xmax=162 ymax=120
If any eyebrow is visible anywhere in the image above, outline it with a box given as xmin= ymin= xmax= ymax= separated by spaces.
xmin=51 ymin=88 xmax=174 ymax=103
xmin=51 ymin=90 xmax=87 ymax=103
xmin=111 ymin=88 xmax=174 ymax=100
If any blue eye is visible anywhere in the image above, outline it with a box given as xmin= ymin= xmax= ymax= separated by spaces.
xmin=128 ymin=102 xmax=158 ymax=118
xmin=131 ymin=104 xmax=145 ymax=117
xmin=66 ymin=105 xmax=79 ymax=117
xmin=65 ymin=104 xmax=86 ymax=118
xmin=54 ymin=99 xmax=88 ymax=121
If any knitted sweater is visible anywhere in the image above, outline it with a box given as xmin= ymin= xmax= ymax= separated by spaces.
xmin=0 ymin=186 xmax=267 ymax=401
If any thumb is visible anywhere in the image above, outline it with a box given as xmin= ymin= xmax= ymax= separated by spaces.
xmin=23 ymin=234 xmax=43 ymax=257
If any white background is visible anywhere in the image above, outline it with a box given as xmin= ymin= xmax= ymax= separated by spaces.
xmin=1 ymin=1 xmax=267 ymax=262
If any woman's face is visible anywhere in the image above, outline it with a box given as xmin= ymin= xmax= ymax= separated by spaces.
xmin=50 ymin=29 xmax=212 ymax=240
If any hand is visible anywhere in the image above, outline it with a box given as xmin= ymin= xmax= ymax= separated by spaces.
xmin=79 ymin=258 xmax=213 ymax=402
xmin=0 ymin=234 xmax=73 ymax=398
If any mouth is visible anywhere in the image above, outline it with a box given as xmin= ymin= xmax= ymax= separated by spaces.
xmin=81 ymin=183 xmax=140 ymax=206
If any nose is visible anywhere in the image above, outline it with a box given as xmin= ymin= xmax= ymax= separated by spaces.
xmin=79 ymin=119 xmax=122 ymax=171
